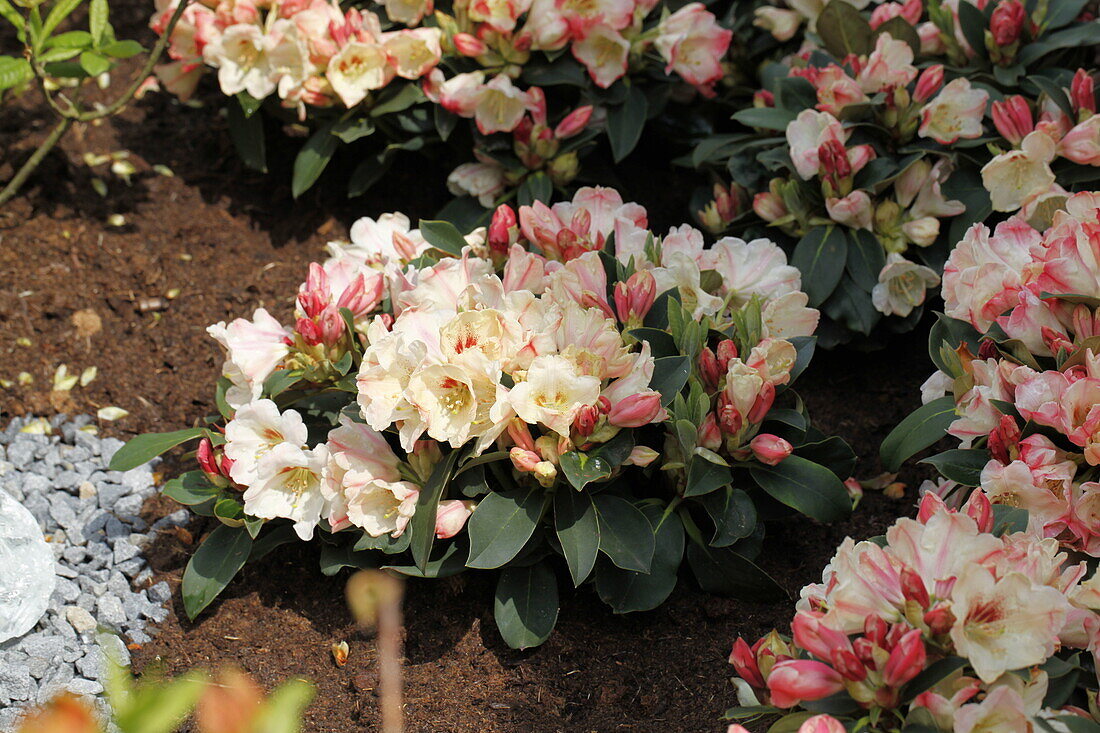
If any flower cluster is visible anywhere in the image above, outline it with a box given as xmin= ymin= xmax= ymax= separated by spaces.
xmin=726 ymin=493 xmax=1100 ymax=732
xmin=892 ymin=191 xmax=1100 ymax=557
xmin=693 ymin=0 xmax=1100 ymax=345
xmin=151 ymin=0 xmax=443 ymax=112
xmin=117 ymin=186 xmax=855 ymax=646
xmin=149 ymin=0 xmax=732 ymax=201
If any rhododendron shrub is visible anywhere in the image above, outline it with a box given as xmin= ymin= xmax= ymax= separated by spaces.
xmin=724 ymin=494 xmax=1100 ymax=732
xmin=149 ymin=0 xmax=732 ymax=201
xmin=110 ymin=187 xmax=855 ymax=648
xmin=690 ymin=0 xmax=1100 ymax=347
xmin=883 ymin=191 xmax=1100 ymax=559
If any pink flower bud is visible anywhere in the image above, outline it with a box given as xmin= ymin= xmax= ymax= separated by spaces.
xmin=852 ymin=636 xmax=877 ymax=667
xmin=318 ymin=306 xmax=345 ymax=345
xmin=991 ymin=95 xmax=1034 ymax=145
xmin=613 ymin=270 xmax=657 ymax=324
xmin=554 ymin=105 xmax=593 ymax=139
xmin=916 ymin=491 xmax=948 ymax=523
xmin=798 ymin=715 xmax=847 ymax=733
xmin=883 ymin=628 xmax=926 ymax=688
xmin=608 ymin=391 xmax=663 ymax=428
xmin=792 ymin=613 xmax=850 ymax=661
xmin=1042 ymin=326 xmax=1074 ymax=355
xmin=753 ymin=192 xmax=788 ymax=223
xmin=924 ymin=604 xmax=955 ymax=636
xmin=489 ymin=204 xmax=517 ymax=253
xmin=747 ymin=382 xmax=776 ymax=424
xmin=963 ymin=489 xmax=993 ymax=533
xmin=527 ymin=86 xmax=547 ymax=126
xmin=844 ymin=478 xmax=863 ymax=502
xmin=830 ymin=648 xmax=867 ymax=682
xmin=698 ymin=413 xmax=722 ymax=450
xmin=977 ymin=338 xmax=998 ymax=360
xmin=754 ymin=89 xmax=775 ymax=107
xmin=717 ymin=393 xmax=743 ymax=435
xmin=716 ymin=339 xmax=738 ymax=371
xmin=573 ymin=404 xmax=600 ymax=437
xmin=510 ymin=447 xmax=542 ymax=472
xmin=698 ymin=347 xmax=721 ymax=391
xmin=507 ymin=418 xmax=537 ymax=452
xmin=988 ymin=414 xmax=1021 ymax=464
xmin=913 ymin=64 xmax=944 ymax=103
xmin=818 ymin=138 xmax=851 ymax=185
xmin=729 ymin=637 xmax=765 ymax=688
xmin=900 ymin=566 xmax=930 ymax=607
xmin=196 ymin=437 xmax=220 ymax=476
xmin=766 ymin=660 xmax=844 ymax=709
xmin=452 ymin=32 xmax=488 ymax=57
xmin=435 ymin=499 xmax=475 ymax=539
xmin=990 ymin=0 xmax=1025 ymax=46
xmin=1072 ymin=69 xmax=1097 ymax=115
xmin=750 ymin=433 xmax=792 ymax=466
xmin=864 ymin=616 xmax=889 ymax=647
xmin=296 ymin=317 xmax=324 ymax=346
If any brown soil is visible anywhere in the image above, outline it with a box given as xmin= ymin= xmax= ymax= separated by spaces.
xmin=1 ymin=5 xmax=936 ymax=729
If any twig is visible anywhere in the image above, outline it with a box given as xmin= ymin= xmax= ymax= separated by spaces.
xmin=0 ymin=0 xmax=193 ymax=207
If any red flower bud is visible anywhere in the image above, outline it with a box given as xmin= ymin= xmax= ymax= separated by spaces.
xmin=990 ymin=0 xmax=1025 ymax=46
xmin=729 ymin=637 xmax=765 ymax=688
xmin=196 ymin=437 xmax=219 ymax=476
xmin=1072 ymin=69 xmax=1097 ymax=115
xmin=913 ymin=65 xmax=944 ymax=103
xmin=489 ymin=204 xmax=517 ymax=253
xmin=750 ymin=433 xmax=792 ymax=466
xmin=988 ymin=413 xmax=1021 ymax=464
xmin=698 ymin=347 xmax=721 ymax=391
xmin=883 ymin=628 xmax=926 ymax=688
xmin=963 ymin=489 xmax=994 ymax=533
xmin=717 ymin=393 xmax=743 ymax=435
xmin=977 ymin=338 xmax=999 ymax=360
xmin=901 ymin=567 xmax=930 ymax=608
xmin=747 ymin=381 xmax=776 ymax=424
xmin=716 ymin=339 xmax=738 ymax=371
xmin=991 ymin=95 xmax=1034 ymax=145
xmin=830 ymin=648 xmax=868 ymax=682
xmin=924 ymin=605 xmax=955 ymax=636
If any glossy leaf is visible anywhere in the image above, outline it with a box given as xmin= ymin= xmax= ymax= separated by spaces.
xmin=409 ymin=450 xmax=461 ymax=573
xmin=593 ymin=494 xmax=655 ymax=573
xmin=792 ymin=227 xmax=847 ymax=307
xmin=697 ymin=488 xmax=756 ymax=547
xmin=109 ymin=427 xmax=205 ymax=471
xmin=749 ymin=455 xmax=851 ymax=523
xmin=594 ymin=505 xmax=684 ymax=613
xmin=181 ymin=524 xmax=253 ymax=619
xmin=494 ymin=562 xmax=559 ymax=650
xmin=419 ymin=219 xmax=469 ymax=256
xmin=920 ymin=449 xmax=990 ymax=486
xmin=554 ymin=488 xmax=599 ymax=586
xmin=607 ymin=85 xmax=647 ymax=162
xmin=291 ymin=123 xmax=338 ymax=198
xmin=686 ymin=543 xmax=785 ymax=600
xmin=880 ymin=396 xmax=956 ymax=471
xmin=465 ymin=486 xmax=545 ymax=569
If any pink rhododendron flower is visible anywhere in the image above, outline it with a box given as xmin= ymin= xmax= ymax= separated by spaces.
xmin=919 ymin=78 xmax=989 ymax=144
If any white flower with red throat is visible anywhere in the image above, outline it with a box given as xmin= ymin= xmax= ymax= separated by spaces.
xmin=224 ymin=398 xmax=309 ymax=487
xmin=245 ymin=441 xmax=329 ymax=540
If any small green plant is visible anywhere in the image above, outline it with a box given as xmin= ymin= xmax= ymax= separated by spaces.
xmin=0 ymin=0 xmax=190 ymax=207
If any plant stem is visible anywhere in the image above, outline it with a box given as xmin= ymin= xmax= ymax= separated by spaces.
xmin=0 ymin=0 xmax=192 ymax=208
xmin=0 ymin=116 xmax=72 ymax=207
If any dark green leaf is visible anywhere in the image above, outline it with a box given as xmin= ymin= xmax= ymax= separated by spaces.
xmin=419 ymin=219 xmax=469 ymax=256
xmin=607 ymin=85 xmax=648 ymax=162
xmin=109 ymin=427 xmax=205 ymax=471
xmin=494 ymin=562 xmax=559 ymax=649
xmin=686 ymin=543 xmax=785 ymax=599
xmin=291 ymin=123 xmax=339 ymax=198
xmin=331 ymin=118 xmax=375 ymax=143
xmin=181 ymin=524 xmax=253 ymax=619
xmin=822 ymin=274 xmax=881 ymax=336
xmin=845 ymin=229 xmax=885 ymax=292
xmin=684 ymin=455 xmax=732 ymax=497
xmin=162 ymin=471 xmax=220 ymax=506
xmin=651 ymin=355 xmax=690 ymax=406
xmin=466 ymin=486 xmax=545 ymax=569
xmin=956 ymin=2 xmax=987 ymax=59
xmin=817 ymin=0 xmax=874 ymax=57
xmin=227 ymin=99 xmax=267 ymax=172
xmin=796 ymin=437 xmax=857 ymax=480
xmin=593 ymin=494 xmax=654 ymax=573
xmin=731 ymin=107 xmax=797 ymax=131
xmin=901 ymin=657 xmax=967 ymax=700
xmin=369 ymin=83 xmax=425 ymax=116
xmin=792 ymin=227 xmax=847 ymax=307
xmin=517 ymin=171 xmax=553 ymax=207
xmin=880 ymin=396 xmax=956 ymax=471
xmin=384 ymin=540 xmax=468 ymax=578
xmin=991 ymin=504 xmax=1029 ymax=535
xmin=263 ymin=369 xmax=301 ymax=398
xmin=594 ymin=505 xmax=683 ymax=613
xmin=920 ymin=449 xmax=990 ymax=486
xmin=409 ymin=451 xmax=461 ymax=573
xmin=873 ymin=15 xmax=920 ymax=53
xmin=554 ymin=488 xmax=599 ymax=586
xmin=749 ymin=455 xmax=851 ymax=523
xmin=558 ymin=431 xmax=634 ymax=490
xmin=697 ymin=488 xmax=756 ymax=547
xmin=1019 ymin=21 xmax=1100 ymax=66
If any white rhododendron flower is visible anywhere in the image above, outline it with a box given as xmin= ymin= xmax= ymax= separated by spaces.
xmin=245 ymin=441 xmax=329 ymax=540
xmin=871 ymin=254 xmax=940 ymax=317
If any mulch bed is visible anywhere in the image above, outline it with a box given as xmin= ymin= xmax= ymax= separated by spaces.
xmin=0 ymin=6 xmax=934 ymax=727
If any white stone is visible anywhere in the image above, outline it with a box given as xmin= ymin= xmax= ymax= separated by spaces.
xmin=0 ymin=489 xmax=56 ymax=642
xmin=65 ymin=606 xmax=97 ymax=634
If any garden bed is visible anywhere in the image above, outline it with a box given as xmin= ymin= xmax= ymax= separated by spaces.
xmin=0 ymin=3 xmax=932 ymax=729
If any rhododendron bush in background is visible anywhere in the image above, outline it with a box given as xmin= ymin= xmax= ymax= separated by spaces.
xmin=149 ymin=0 xmax=732 ymax=203
xmin=883 ymin=191 xmax=1100 ymax=559
xmin=723 ymin=493 xmax=1100 ymax=732
xmin=110 ymin=186 xmax=856 ymax=648
xmin=689 ymin=0 xmax=1100 ymax=346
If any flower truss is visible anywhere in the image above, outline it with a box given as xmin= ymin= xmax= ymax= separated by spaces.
xmin=690 ymin=0 xmax=1100 ymax=347
xmin=149 ymin=0 xmax=732 ymax=201
xmin=724 ymin=492 xmax=1100 ymax=733
xmin=112 ymin=186 xmax=857 ymax=649
xmin=884 ymin=191 xmax=1100 ymax=559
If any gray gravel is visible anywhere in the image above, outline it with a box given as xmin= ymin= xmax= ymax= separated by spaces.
xmin=0 ymin=416 xmax=186 ymax=730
